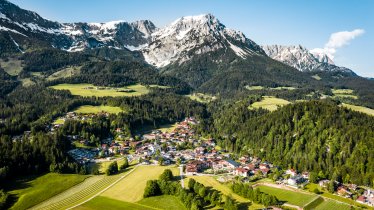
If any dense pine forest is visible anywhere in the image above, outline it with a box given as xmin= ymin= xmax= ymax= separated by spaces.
xmin=204 ymin=98 xmax=374 ymax=186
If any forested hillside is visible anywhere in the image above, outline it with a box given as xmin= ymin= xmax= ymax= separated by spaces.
xmin=207 ymin=99 xmax=374 ymax=186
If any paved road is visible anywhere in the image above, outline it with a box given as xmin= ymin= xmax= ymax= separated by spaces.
xmin=179 ymin=165 xmax=185 ymax=188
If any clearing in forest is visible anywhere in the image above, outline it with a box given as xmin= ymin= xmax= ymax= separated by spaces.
xmin=50 ymin=83 xmax=150 ymax=97
xmin=249 ymin=96 xmax=291 ymax=111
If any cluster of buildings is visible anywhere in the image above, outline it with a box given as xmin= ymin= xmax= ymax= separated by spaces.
xmin=319 ymin=180 xmax=374 ymax=206
xmin=51 ymin=111 xmax=110 ymax=130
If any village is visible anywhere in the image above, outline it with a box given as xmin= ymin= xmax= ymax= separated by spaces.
xmin=51 ymin=112 xmax=374 ymax=207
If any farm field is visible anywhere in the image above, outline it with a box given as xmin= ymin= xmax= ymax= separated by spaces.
xmin=0 ymin=58 xmax=23 ymax=76
xmin=249 ymin=96 xmax=291 ymax=111
xmin=73 ymin=105 xmax=123 ymax=114
xmin=50 ymin=83 xmax=150 ymax=97
xmin=101 ymin=165 xmax=180 ymax=202
xmin=256 ymin=185 xmax=317 ymax=207
xmin=30 ymin=170 xmax=131 ymax=210
xmin=185 ymin=176 xmax=264 ymax=210
xmin=138 ymin=195 xmax=186 ymax=210
xmin=342 ymin=103 xmax=374 ymax=116
xmin=7 ymin=173 xmax=87 ymax=210
xmin=74 ymin=196 xmax=158 ymax=210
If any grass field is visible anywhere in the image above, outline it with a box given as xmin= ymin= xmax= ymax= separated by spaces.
xmin=0 ymin=58 xmax=23 ymax=76
xmin=73 ymin=105 xmax=123 ymax=114
xmin=249 ymin=96 xmax=291 ymax=111
xmin=332 ymin=89 xmax=358 ymax=99
xmin=138 ymin=195 xmax=186 ymax=210
xmin=50 ymin=83 xmax=150 ymax=97
xmin=74 ymin=196 xmax=158 ymax=210
xmin=256 ymin=185 xmax=317 ymax=207
xmin=342 ymin=103 xmax=374 ymax=116
xmin=20 ymin=78 xmax=35 ymax=87
xmin=245 ymin=86 xmax=297 ymax=91
xmin=101 ymin=165 xmax=180 ymax=202
xmin=186 ymin=93 xmax=217 ymax=103
xmin=245 ymin=86 xmax=264 ymax=90
xmin=47 ymin=66 xmax=81 ymax=81
xmin=158 ymin=123 xmax=178 ymax=133
xmin=185 ymin=176 xmax=264 ymax=210
xmin=305 ymin=183 xmax=367 ymax=209
xmin=30 ymin=171 xmax=130 ymax=210
xmin=313 ymin=199 xmax=351 ymax=210
xmin=312 ymin=74 xmax=322 ymax=80
xmin=8 ymin=173 xmax=87 ymax=210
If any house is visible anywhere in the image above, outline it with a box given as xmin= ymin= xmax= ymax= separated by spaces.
xmin=186 ymin=160 xmax=209 ymax=175
xmin=286 ymin=169 xmax=297 ymax=177
xmin=319 ymin=179 xmax=330 ymax=188
xmin=337 ymin=186 xmax=352 ymax=197
xmin=234 ymin=168 xmax=249 ymax=177
xmin=302 ymin=172 xmax=309 ymax=179
xmin=287 ymin=175 xmax=304 ymax=186
xmin=213 ymin=159 xmax=240 ymax=171
xmin=259 ymin=163 xmax=269 ymax=170
xmin=245 ymin=163 xmax=256 ymax=170
xmin=357 ymin=196 xmax=366 ymax=204
xmin=260 ymin=168 xmax=270 ymax=175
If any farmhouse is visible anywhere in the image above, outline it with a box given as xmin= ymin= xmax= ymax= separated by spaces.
xmin=234 ymin=168 xmax=249 ymax=177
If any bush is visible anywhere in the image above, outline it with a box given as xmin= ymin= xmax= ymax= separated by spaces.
xmin=159 ymin=169 xmax=173 ymax=181
xmin=0 ymin=190 xmax=9 ymax=209
xmin=143 ymin=180 xmax=161 ymax=198
xmin=105 ymin=161 xmax=118 ymax=176
xmin=119 ymin=158 xmax=129 ymax=170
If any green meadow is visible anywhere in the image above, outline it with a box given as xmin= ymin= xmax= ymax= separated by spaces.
xmin=249 ymin=96 xmax=291 ymax=111
xmin=50 ymin=83 xmax=150 ymax=97
xmin=8 ymin=173 xmax=87 ymax=210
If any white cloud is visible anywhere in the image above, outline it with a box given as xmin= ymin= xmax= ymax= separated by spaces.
xmin=311 ymin=29 xmax=364 ymax=60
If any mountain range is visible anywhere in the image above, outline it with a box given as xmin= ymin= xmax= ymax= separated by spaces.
xmin=0 ymin=0 xmax=356 ymax=75
xmin=2 ymin=0 xmax=373 ymax=103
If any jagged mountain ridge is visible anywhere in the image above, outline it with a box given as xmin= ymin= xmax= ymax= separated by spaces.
xmin=262 ymin=45 xmax=355 ymax=75
xmin=0 ymin=0 xmax=356 ymax=75
xmin=0 ymin=0 xmax=156 ymax=53
xmin=142 ymin=14 xmax=265 ymax=68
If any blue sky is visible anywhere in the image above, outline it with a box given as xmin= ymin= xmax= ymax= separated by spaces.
xmin=10 ymin=0 xmax=374 ymax=77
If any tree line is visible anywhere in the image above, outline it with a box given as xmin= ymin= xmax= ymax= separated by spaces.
xmin=143 ymin=169 xmax=238 ymax=210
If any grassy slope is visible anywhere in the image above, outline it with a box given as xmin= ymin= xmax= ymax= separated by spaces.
xmin=249 ymin=96 xmax=291 ymax=111
xmin=185 ymin=176 xmax=264 ymax=210
xmin=50 ymin=83 xmax=150 ymax=97
xmin=138 ymin=195 xmax=187 ymax=210
xmin=73 ymin=105 xmax=123 ymax=114
xmin=342 ymin=103 xmax=374 ymax=116
xmin=101 ymin=165 xmax=180 ymax=202
xmin=186 ymin=93 xmax=216 ymax=103
xmin=0 ymin=58 xmax=23 ymax=76
xmin=74 ymin=196 xmax=158 ymax=210
xmin=47 ymin=66 xmax=81 ymax=81
xmin=30 ymin=167 xmax=136 ymax=210
xmin=256 ymin=185 xmax=317 ymax=207
xmin=8 ymin=173 xmax=87 ymax=210
xmin=332 ymin=88 xmax=358 ymax=99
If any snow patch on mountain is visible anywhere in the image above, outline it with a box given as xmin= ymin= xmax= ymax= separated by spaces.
xmin=142 ymin=14 xmax=264 ymax=68
xmin=262 ymin=44 xmax=354 ymax=74
xmin=228 ymin=41 xmax=247 ymax=58
xmin=0 ymin=25 xmax=27 ymax=36
xmin=124 ymin=43 xmax=148 ymax=51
